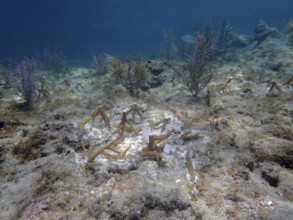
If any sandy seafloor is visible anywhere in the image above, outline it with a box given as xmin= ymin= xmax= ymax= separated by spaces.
xmin=0 ymin=34 xmax=293 ymax=220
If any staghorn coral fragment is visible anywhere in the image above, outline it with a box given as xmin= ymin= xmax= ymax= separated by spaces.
xmin=180 ymin=131 xmax=203 ymax=142
xmin=186 ymin=150 xmax=200 ymax=200
xmin=283 ymin=75 xmax=293 ymax=88
xmin=37 ymin=81 xmax=50 ymax=99
xmin=218 ymin=77 xmax=233 ymax=94
xmin=87 ymin=136 xmax=124 ymax=162
xmin=147 ymin=133 xmax=171 ymax=151
xmin=80 ymin=141 xmax=87 ymax=155
xmin=150 ymin=118 xmax=170 ymax=132
xmin=138 ymin=132 xmax=171 ymax=166
xmin=138 ymin=151 xmax=166 ymax=166
xmin=263 ymin=79 xmax=283 ymax=93
xmin=118 ymin=145 xmax=131 ymax=160
xmin=156 ymin=142 xmax=166 ymax=151
xmin=61 ymin=79 xmax=71 ymax=88
xmin=88 ymin=161 xmax=104 ymax=167
xmin=75 ymin=82 xmax=84 ymax=91
xmin=124 ymin=125 xmax=142 ymax=134
xmin=108 ymin=146 xmax=121 ymax=154
xmin=186 ymin=150 xmax=196 ymax=179
xmin=80 ymin=161 xmax=103 ymax=172
xmin=126 ymin=104 xmax=144 ymax=123
xmin=112 ymin=112 xmax=127 ymax=135
xmin=79 ymin=117 xmax=92 ymax=131
xmin=90 ymin=106 xmax=111 ymax=129
xmin=79 ymin=163 xmax=86 ymax=172
xmin=113 ymin=111 xmax=140 ymax=135
xmin=87 ymin=139 xmax=95 ymax=161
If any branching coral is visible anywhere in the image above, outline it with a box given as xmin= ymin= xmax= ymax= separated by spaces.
xmin=80 ymin=136 xmax=130 ymax=169
xmin=80 ymin=106 xmax=111 ymax=131
xmin=150 ymin=118 xmax=170 ymax=132
xmin=37 ymin=81 xmax=50 ymax=99
xmin=218 ymin=77 xmax=233 ymax=94
xmin=283 ymin=75 xmax=293 ymax=88
xmin=79 ymin=104 xmax=144 ymax=170
xmin=262 ymin=79 xmax=283 ymax=94
xmin=60 ymin=79 xmax=72 ymax=91
xmin=126 ymin=104 xmax=144 ymax=123
xmin=180 ymin=131 xmax=203 ymax=142
xmin=91 ymin=106 xmax=111 ymax=129
xmin=138 ymin=133 xmax=171 ymax=166
xmin=112 ymin=111 xmax=140 ymax=136
xmin=112 ymin=104 xmax=144 ymax=135
xmin=186 ymin=150 xmax=200 ymax=200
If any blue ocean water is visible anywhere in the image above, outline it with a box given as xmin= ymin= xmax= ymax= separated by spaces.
xmin=0 ymin=0 xmax=292 ymax=65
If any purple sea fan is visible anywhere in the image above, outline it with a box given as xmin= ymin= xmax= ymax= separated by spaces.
xmin=14 ymin=57 xmax=38 ymax=106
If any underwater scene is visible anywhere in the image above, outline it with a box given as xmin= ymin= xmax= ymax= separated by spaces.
xmin=0 ymin=0 xmax=293 ymax=219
